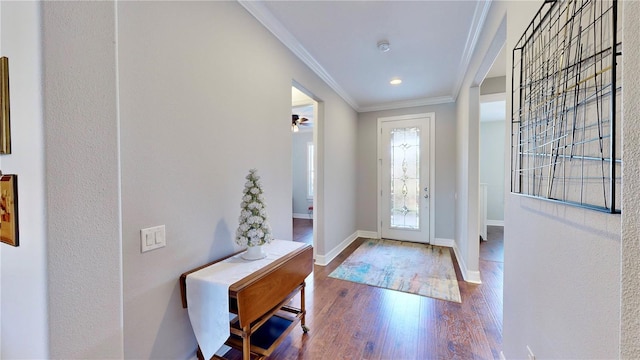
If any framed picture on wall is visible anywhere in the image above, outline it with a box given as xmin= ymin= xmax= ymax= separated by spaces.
xmin=0 ymin=174 xmax=18 ymax=247
xmin=0 ymin=56 xmax=11 ymax=154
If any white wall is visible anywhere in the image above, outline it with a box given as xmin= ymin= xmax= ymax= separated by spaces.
xmin=0 ymin=2 xmax=49 ymax=358
xmin=480 ymin=76 xmax=506 ymax=95
xmin=9 ymin=1 xmax=637 ymax=358
xmin=356 ymin=103 xmax=457 ymax=241
xmin=0 ymin=1 xmax=358 ymax=358
xmin=480 ymin=76 xmax=506 ymax=224
xmin=43 ymin=2 xmax=123 ymax=357
xmin=292 ymin=131 xmax=313 ymax=216
xmin=480 ymin=121 xmax=505 ymax=223
xmin=117 ymin=2 xmax=356 ymax=358
xmin=621 ymin=1 xmax=640 ymax=357
xmin=500 ymin=1 xmax=624 ymax=358
xmin=455 ymin=86 xmax=481 ymax=281
xmin=452 ymin=0 xmax=511 ymax=283
xmin=320 ymin=98 xmax=358 ymax=255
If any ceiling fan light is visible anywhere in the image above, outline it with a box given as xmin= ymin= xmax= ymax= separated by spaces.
xmin=390 ymin=78 xmax=402 ymax=85
xmin=292 ymin=124 xmax=299 ymax=132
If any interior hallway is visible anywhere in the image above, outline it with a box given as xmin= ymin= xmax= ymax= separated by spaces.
xmin=293 ymin=218 xmax=313 ymax=245
xmin=219 ymin=221 xmax=505 ymax=359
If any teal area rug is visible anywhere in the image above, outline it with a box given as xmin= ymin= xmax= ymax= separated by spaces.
xmin=329 ymin=239 xmax=462 ymax=303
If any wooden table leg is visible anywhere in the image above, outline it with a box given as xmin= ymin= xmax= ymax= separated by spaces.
xmin=242 ymin=325 xmax=251 ymax=360
xmin=300 ymin=282 xmax=309 ymax=333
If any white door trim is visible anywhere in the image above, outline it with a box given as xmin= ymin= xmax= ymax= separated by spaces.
xmin=377 ymin=113 xmax=436 ymax=243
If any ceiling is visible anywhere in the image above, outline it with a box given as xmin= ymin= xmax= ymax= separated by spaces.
xmin=240 ymin=1 xmax=504 ymax=112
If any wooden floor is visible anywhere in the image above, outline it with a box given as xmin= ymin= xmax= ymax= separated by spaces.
xmin=292 ymin=218 xmax=313 ymax=245
xmin=221 ymin=223 xmax=504 ymax=359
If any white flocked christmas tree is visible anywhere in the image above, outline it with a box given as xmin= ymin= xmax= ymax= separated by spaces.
xmin=235 ymin=169 xmax=273 ymax=248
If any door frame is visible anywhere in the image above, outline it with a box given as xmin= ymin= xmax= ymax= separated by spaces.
xmin=292 ymin=81 xmax=321 ymax=260
xmin=377 ymin=113 xmax=436 ymax=243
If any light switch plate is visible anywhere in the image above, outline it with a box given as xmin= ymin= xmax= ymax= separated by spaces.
xmin=141 ymin=225 xmax=166 ymax=253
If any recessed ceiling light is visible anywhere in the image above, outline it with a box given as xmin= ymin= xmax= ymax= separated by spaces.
xmin=390 ymin=78 xmax=402 ymax=85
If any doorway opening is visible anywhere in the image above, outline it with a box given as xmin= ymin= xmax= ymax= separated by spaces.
xmin=479 ymin=92 xmax=506 ymax=262
xmin=472 ymin=20 xmax=506 ymax=335
xmin=291 ymin=85 xmax=317 ymax=247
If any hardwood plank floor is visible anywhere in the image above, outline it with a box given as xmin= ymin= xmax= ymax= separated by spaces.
xmin=293 ymin=218 xmax=313 ymax=244
xmin=221 ymin=223 xmax=504 ymax=359
xmin=480 ymin=226 xmax=504 ymax=263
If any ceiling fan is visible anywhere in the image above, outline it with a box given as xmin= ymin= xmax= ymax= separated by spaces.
xmin=291 ymin=114 xmax=310 ymax=132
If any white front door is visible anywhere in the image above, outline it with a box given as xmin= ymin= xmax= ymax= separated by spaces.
xmin=378 ymin=114 xmax=433 ymax=243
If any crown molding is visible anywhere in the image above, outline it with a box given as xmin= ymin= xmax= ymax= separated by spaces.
xmin=473 ymin=17 xmax=506 ymax=87
xmin=240 ymin=0 xmax=489 ymax=113
xmin=238 ymin=0 xmax=359 ymax=110
xmin=358 ymin=95 xmax=455 ymax=113
xmin=451 ymin=0 xmax=493 ymax=101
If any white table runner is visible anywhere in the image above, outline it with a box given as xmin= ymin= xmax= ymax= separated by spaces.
xmin=185 ymin=240 xmax=305 ymax=359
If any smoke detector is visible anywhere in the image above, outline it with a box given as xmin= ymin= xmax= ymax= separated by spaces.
xmin=377 ymin=40 xmax=390 ymax=53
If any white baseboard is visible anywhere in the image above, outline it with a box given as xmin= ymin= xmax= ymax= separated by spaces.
xmin=293 ymin=213 xmax=312 ymax=219
xmin=487 ymin=219 xmax=504 ymax=226
xmin=452 ymin=241 xmax=482 ymax=284
xmin=357 ymin=230 xmax=378 ymax=239
xmin=315 ymin=231 xmax=359 ymax=266
xmin=432 ymin=238 xmax=455 ymax=247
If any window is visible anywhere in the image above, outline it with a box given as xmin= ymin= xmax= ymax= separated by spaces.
xmin=307 ymin=142 xmax=314 ymax=199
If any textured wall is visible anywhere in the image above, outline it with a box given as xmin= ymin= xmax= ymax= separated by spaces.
xmin=35 ymin=1 xmax=359 ymax=358
xmin=43 ymin=2 xmax=123 ymax=358
xmin=117 ymin=2 xmax=357 ymax=357
xmin=13 ymin=0 xmax=638 ymax=358
xmin=502 ymin=1 xmax=622 ymax=358
xmin=621 ymin=1 xmax=640 ymax=357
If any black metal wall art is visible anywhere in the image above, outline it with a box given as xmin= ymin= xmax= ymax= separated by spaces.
xmin=511 ymin=0 xmax=622 ymax=213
